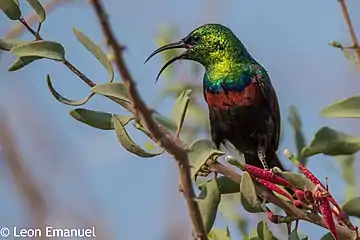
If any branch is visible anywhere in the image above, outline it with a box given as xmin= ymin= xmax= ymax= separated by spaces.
xmin=0 ymin=114 xmax=47 ymax=230
xmin=210 ymin=162 xmax=358 ymax=240
xmin=338 ymin=0 xmax=360 ymax=67
xmin=7 ymin=1 xmax=358 ymax=239
xmin=4 ymin=0 xmax=73 ymax=39
xmin=88 ymin=0 xmax=208 ymax=239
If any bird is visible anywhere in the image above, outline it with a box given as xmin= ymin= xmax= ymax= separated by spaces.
xmin=145 ymin=23 xmax=285 ymax=172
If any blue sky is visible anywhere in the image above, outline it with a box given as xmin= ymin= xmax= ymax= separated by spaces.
xmin=1 ymin=0 xmax=360 ymax=239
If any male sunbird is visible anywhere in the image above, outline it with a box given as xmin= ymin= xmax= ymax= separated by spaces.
xmin=145 ymin=23 xmax=285 ymax=171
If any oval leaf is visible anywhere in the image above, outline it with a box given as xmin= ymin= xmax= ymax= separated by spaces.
xmin=46 ymin=75 xmax=94 ymax=106
xmin=321 ymin=96 xmax=360 ymax=118
xmin=0 ymin=0 xmax=21 ymax=20
xmin=70 ymin=108 xmax=113 ymax=130
xmin=218 ymin=194 xmax=248 ymax=236
xmin=112 ymin=115 xmax=162 ymax=158
xmin=288 ymin=106 xmax=308 ymax=165
xmin=26 ymin=0 xmax=45 ymax=23
xmin=8 ymin=56 xmax=42 ymax=71
xmin=0 ymin=39 xmax=28 ymax=51
xmin=11 ymin=40 xmax=65 ymax=61
xmin=198 ymin=177 xmax=221 ymax=233
xmin=91 ymin=82 xmax=131 ymax=103
xmin=276 ymin=171 xmax=315 ymax=190
xmin=257 ymin=221 xmax=277 ymax=240
xmin=342 ymin=197 xmax=360 ymax=218
xmin=301 ymin=127 xmax=360 ymax=157
xmin=69 ymin=109 xmax=133 ymax=130
xmin=337 ymin=155 xmax=355 ymax=186
xmin=187 ymin=139 xmax=224 ymax=179
xmin=217 ymin=176 xmax=240 ymax=194
xmin=72 ymin=28 xmax=114 ymax=82
xmin=208 ymin=227 xmax=231 ymax=240
xmin=240 ymin=172 xmax=263 ymax=213
xmin=171 ymin=89 xmax=192 ymax=134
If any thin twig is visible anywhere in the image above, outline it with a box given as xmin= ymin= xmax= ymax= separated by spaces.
xmin=88 ymin=1 xmax=208 ymax=239
xmin=4 ymin=0 xmax=73 ymax=39
xmin=19 ymin=18 xmax=37 ymax=36
xmin=15 ymin=14 xmax=159 ymax=150
xmin=338 ymin=0 xmax=360 ymax=67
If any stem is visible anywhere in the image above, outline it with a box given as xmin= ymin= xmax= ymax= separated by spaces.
xmin=338 ymin=0 xmax=360 ymax=67
xmin=89 ymin=1 xmax=208 ymax=239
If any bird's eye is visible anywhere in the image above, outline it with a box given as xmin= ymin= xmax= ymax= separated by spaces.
xmin=192 ymin=35 xmax=200 ymax=42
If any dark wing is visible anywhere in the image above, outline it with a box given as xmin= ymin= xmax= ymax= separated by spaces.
xmin=250 ymin=64 xmax=281 ymax=150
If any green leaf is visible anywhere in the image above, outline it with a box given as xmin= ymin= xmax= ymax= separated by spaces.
xmin=337 ymin=155 xmax=356 ymax=201
xmin=112 ymin=115 xmax=162 ymax=158
xmin=11 ymin=40 xmax=65 ymax=61
xmin=0 ymin=39 xmax=28 ymax=51
xmin=337 ymin=155 xmax=355 ymax=185
xmin=0 ymin=0 xmax=21 ymax=20
xmin=257 ymin=221 xmax=277 ymax=240
xmin=46 ymin=75 xmax=94 ymax=106
xmin=320 ymin=232 xmax=334 ymax=240
xmin=69 ymin=108 xmax=133 ymax=130
xmin=171 ymin=89 xmax=192 ymax=134
xmin=187 ymin=139 xmax=224 ymax=179
xmin=72 ymin=28 xmax=114 ymax=82
xmin=301 ymin=127 xmax=360 ymax=157
xmin=70 ymin=108 xmax=113 ymax=130
xmin=276 ymin=171 xmax=315 ymax=190
xmin=240 ymin=172 xmax=263 ymax=213
xmin=208 ymin=227 xmax=231 ymax=240
xmin=288 ymin=106 xmax=308 ymax=165
xmin=320 ymin=96 xmax=360 ymax=118
xmin=198 ymin=177 xmax=221 ymax=233
xmin=26 ymin=0 xmax=45 ymax=23
xmin=91 ymin=82 xmax=131 ymax=103
xmin=8 ymin=56 xmax=42 ymax=71
xmin=342 ymin=197 xmax=360 ymax=218
xmin=218 ymin=193 xmax=248 ymax=236
xmin=217 ymin=176 xmax=240 ymax=194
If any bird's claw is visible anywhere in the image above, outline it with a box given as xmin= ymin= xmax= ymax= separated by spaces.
xmin=257 ymin=149 xmax=269 ymax=170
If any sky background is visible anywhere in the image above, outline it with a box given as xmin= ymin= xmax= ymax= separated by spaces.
xmin=1 ymin=0 xmax=360 ymax=239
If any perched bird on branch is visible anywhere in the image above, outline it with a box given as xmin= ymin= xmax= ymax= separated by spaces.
xmin=145 ymin=23 xmax=285 ymax=172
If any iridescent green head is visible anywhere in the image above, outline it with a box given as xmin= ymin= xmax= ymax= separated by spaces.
xmin=145 ymin=23 xmax=250 ymax=81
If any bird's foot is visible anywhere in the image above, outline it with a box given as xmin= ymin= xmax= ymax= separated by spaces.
xmin=195 ymin=163 xmax=212 ymax=179
xmin=194 ymin=155 xmax=218 ymax=179
xmin=257 ymin=149 xmax=269 ymax=171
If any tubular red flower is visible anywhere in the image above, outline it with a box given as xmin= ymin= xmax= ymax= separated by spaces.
xmin=288 ymin=154 xmax=342 ymax=212
xmin=319 ymin=196 xmax=338 ymax=240
xmin=293 ymin=200 xmax=312 ymax=210
xmin=295 ymin=189 xmax=305 ymax=202
xmin=254 ymin=177 xmax=293 ymax=201
xmin=244 ymin=164 xmax=293 ymax=188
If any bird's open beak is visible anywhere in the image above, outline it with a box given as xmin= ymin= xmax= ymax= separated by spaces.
xmin=145 ymin=40 xmax=190 ymax=82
